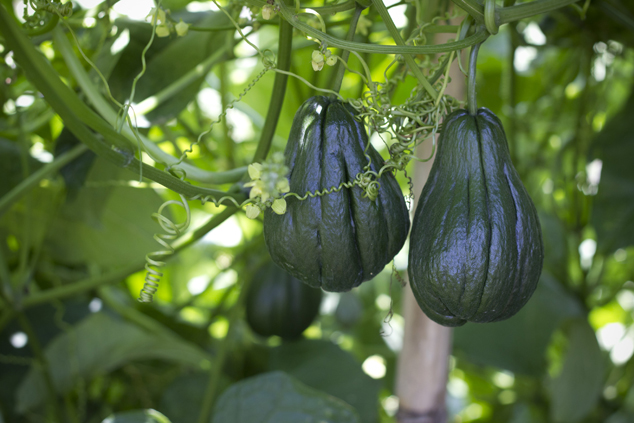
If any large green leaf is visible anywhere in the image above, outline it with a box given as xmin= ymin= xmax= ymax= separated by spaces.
xmin=107 ymin=13 xmax=230 ymax=124
xmin=16 ymin=312 xmax=210 ymax=413
xmin=268 ymin=339 xmax=380 ymax=423
xmin=548 ymin=318 xmax=605 ymax=423
xmin=102 ymin=410 xmax=172 ymax=423
xmin=590 ymin=91 xmax=634 ymax=253
xmin=45 ymin=158 xmax=168 ymax=268
xmin=211 ymin=371 xmax=359 ymax=423
xmin=454 ymin=273 xmax=584 ymax=375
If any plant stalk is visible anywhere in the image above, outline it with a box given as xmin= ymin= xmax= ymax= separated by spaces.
xmin=251 ymin=15 xmax=293 ymax=163
xmin=371 ymin=0 xmax=438 ymax=98
xmin=451 ymin=0 xmax=581 ymax=25
xmin=275 ymin=0 xmax=489 ymax=55
xmin=467 ymin=41 xmax=481 ymax=116
xmin=331 ymin=5 xmax=364 ymax=95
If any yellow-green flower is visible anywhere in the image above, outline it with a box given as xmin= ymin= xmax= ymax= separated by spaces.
xmin=246 ymin=204 xmax=261 ymax=219
xmin=272 ymin=198 xmax=287 ymax=215
xmin=175 ymin=20 xmax=189 ymax=37
xmin=156 ymin=24 xmax=171 ymax=37
xmin=248 ymin=163 xmax=263 ymax=180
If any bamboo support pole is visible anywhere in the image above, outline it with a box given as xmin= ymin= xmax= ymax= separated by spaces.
xmin=395 ymin=30 xmax=466 ymax=423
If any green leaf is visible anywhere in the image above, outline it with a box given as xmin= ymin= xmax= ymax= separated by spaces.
xmin=109 ymin=13 xmax=230 ymax=124
xmin=211 ymin=371 xmax=360 ymax=423
xmin=548 ymin=318 xmax=605 ymax=423
xmin=590 ymin=91 xmax=634 ymax=253
xmin=16 ymin=312 xmax=210 ymax=413
xmin=454 ymin=273 xmax=584 ymax=375
xmin=268 ymin=339 xmax=380 ymax=423
xmin=102 ymin=409 xmax=172 ymax=423
xmin=45 ymin=158 xmax=168 ymax=268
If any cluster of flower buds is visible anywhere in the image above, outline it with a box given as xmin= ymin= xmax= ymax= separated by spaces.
xmin=311 ymin=49 xmax=337 ymax=71
xmin=244 ymin=152 xmax=290 ymax=219
xmin=147 ymin=7 xmax=189 ymax=37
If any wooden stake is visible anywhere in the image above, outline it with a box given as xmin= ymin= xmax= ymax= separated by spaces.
xmin=395 ymin=30 xmax=466 ymax=423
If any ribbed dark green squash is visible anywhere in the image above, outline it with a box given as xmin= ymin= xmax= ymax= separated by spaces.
xmin=245 ymin=263 xmax=322 ymax=339
xmin=263 ymin=96 xmax=410 ymax=292
xmin=408 ymin=108 xmax=544 ymax=327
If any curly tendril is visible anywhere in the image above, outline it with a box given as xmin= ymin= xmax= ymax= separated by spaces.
xmin=139 ymin=195 xmax=191 ymax=302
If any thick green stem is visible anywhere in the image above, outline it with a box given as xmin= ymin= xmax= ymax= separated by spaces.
xmin=0 ymin=13 xmax=245 ymax=201
xmin=371 ymin=0 xmax=438 ymax=98
xmin=0 ymin=143 xmax=88 ymax=217
xmin=467 ymin=42 xmax=481 ymax=115
xmin=251 ymin=16 xmax=293 ymax=163
xmin=452 ymin=0 xmax=581 ymax=25
xmin=52 ymin=28 xmax=245 ymax=185
xmin=275 ymin=0 xmax=488 ymax=55
xmin=331 ymin=5 xmax=364 ymax=95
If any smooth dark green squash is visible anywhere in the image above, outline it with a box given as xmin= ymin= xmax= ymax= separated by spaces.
xmin=245 ymin=262 xmax=322 ymax=339
xmin=263 ymin=96 xmax=410 ymax=292
xmin=408 ymin=108 xmax=544 ymax=327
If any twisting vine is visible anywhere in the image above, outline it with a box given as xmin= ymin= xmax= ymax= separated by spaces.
xmin=19 ymin=0 xmax=579 ymax=304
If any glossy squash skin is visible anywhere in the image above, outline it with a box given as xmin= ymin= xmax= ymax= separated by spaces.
xmin=408 ymin=108 xmax=544 ymax=327
xmin=263 ymin=96 xmax=410 ymax=292
xmin=245 ymin=263 xmax=322 ymax=339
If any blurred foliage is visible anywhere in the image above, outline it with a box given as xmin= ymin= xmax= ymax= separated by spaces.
xmin=0 ymin=0 xmax=634 ymax=423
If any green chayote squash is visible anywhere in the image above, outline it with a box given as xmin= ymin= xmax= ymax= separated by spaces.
xmin=408 ymin=108 xmax=544 ymax=327
xmin=245 ymin=263 xmax=322 ymax=339
xmin=264 ymin=96 xmax=410 ymax=292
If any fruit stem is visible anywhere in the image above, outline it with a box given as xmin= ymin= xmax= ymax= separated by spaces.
xmin=331 ymin=4 xmax=364 ymax=95
xmin=467 ymin=41 xmax=482 ymax=116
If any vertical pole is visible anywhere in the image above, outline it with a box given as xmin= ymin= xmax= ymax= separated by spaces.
xmin=395 ymin=30 xmax=466 ymax=423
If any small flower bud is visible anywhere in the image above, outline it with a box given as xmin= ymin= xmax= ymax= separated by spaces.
xmin=312 ymin=50 xmax=324 ymax=63
xmin=175 ymin=20 xmax=189 ymax=37
xmin=312 ymin=60 xmax=324 ymax=71
xmin=276 ymin=178 xmax=290 ymax=193
xmin=248 ymin=163 xmax=262 ymax=180
xmin=326 ymin=55 xmax=337 ymax=66
xmin=249 ymin=184 xmax=263 ymax=199
xmin=156 ymin=24 xmax=171 ymax=37
xmin=272 ymin=198 xmax=287 ymax=215
xmin=262 ymin=5 xmax=275 ymax=20
xmin=246 ymin=204 xmax=261 ymax=219
xmin=272 ymin=152 xmax=285 ymax=164
xmin=147 ymin=8 xmax=167 ymax=24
